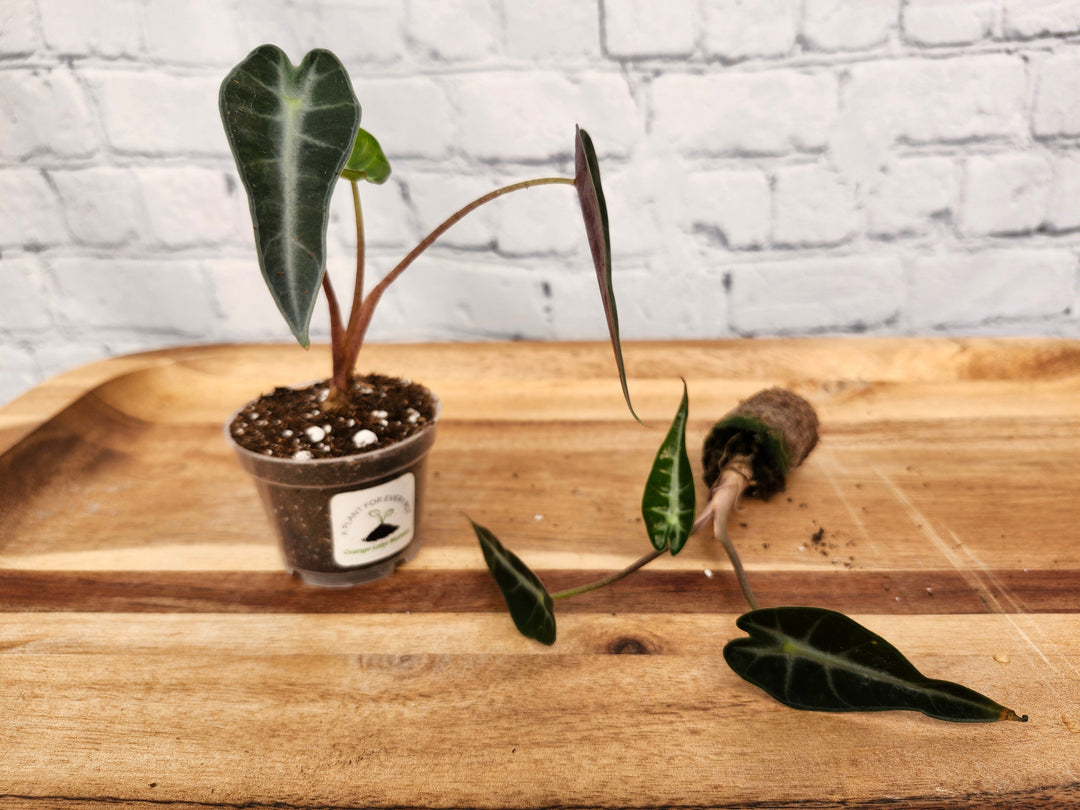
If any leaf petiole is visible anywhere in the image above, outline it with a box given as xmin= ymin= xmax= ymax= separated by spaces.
xmin=551 ymin=548 xmax=665 ymax=600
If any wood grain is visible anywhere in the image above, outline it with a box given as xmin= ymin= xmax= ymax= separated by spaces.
xmin=1 ymin=338 xmax=1078 ymax=809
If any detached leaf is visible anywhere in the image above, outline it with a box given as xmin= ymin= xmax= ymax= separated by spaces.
xmin=341 ymin=128 xmax=391 ymax=184
xmin=641 ymin=381 xmax=695 ymax=555
xmin=470 ymin=518 xmax=556 ymax=646
xmin=725 ymin=607 xmax=1028 ymax=723
xmin=219 ymin=45 xmax=361 ymax=348
xmin=574 ymin=125 xmax=640 ymax=423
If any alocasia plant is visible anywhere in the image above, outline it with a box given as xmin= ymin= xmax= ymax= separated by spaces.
xmin=220 ymin=44 xmax=636 ymax=417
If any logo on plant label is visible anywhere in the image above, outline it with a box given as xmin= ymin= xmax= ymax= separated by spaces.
xmin=330 ymin=472 xmax=415 ymax=567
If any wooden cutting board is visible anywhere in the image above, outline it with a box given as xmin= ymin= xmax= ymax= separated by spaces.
xmin=1 ymin=338 xmax=1078 ymax=809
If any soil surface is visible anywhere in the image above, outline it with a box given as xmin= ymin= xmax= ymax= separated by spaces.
xmin=228 ymin=374 xmax=437 ymax=460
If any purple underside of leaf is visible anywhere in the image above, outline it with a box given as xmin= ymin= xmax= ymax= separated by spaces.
xmin=574 ymin=126 xmax=640 ymax=423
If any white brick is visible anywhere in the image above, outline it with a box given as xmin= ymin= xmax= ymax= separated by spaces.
xmin=909 ymin=251 xmax=1076 ymax=329
xmin=317 ymin=2 xmax=407 ymax=64
xmin=547 ymin=260 xmax=722 ymax=340
xmin=0 ymin=255 xmax=52 ymax=331
xmin=0 ymin=345 xmax=41 ymax=407
xmin=902 ymin=0 xmax=995 ymax=46
xmin=327 ymin=176 xmax=415 ymax=256
xmin=651 ymin=71 xmax=838 ymax=156
xmin=802 ymin=0 xmax=898 ymax=51
xmin=233 ymin=0 xmax=314 ymax=60
xmin=39 ymin=0 xmax=142 ymax=56
xmin=1033 ymin=54 xmax=1080 ymax=138
xmin=52 ymin=168 xmax=147 ymax=246
xmin=84 ymin=71 xmax=225 ymax=155
xmin=142 ymin=0 xmax=241 ymax=66
xmin=702 ymin=0 xmax=798 ymax=60
xmin=684 ymin=169 xmax=771 ymax=249
xmin=1046 ymin=154 xmax=1080 ymax=231
xmin=505 ymin=1 xmax=601 ymax=60
xmin=455 ymin=72 xmax=637 ymax=161
xmin=867 ymin=157 xmax=956 ymax=237
xmin=844 ymin=56 xmax=1026 ymax=145
xmin=730 ymin=256 xmax=903 ymax=334
xmin=0 ymin=0 xmax=41 ymax=56
xmin=773 ymin=164 xmax=859 ymax=247
xmin=1003 ymin=0 xmax=1080 ymax=38
xmin=406 ymin=172 xmax=502 ymax=250
xmin=0 ymin=68 xmax=97 ymax=160
xmin=136 ymin=167 xmax=247 ymax=248
xmin=51 ymin=257 xmax=216 ymax=334
xmin=30 ymin=341 xmax=112 ymax=382
xmin=0 ymin=170 xmax=67 ymax=247
xmin=204 ymin=258 xmax=326 ymax=341
xmin=602 ymin=167 xmax=665 ymax=257
xmin=960 ymin=154 xmax=1052 ymax=236
xmin=364 ymin=255 xmax=554 ymax=342
xmin=490 ymin=181 xmax=583 ymax=256
xmin=408 ymin=0 xmax=498 ymax=62
xmin=616 ymin=265 xmax=727 ymax=339
xmin=604 ymin=0 xmax=698 ymax=57
xmin=350 ymin=78 xmax=454 ymax=160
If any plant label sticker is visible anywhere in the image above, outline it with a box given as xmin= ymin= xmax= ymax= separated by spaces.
xmin=330 ymin=472 xmax=415 ymax=567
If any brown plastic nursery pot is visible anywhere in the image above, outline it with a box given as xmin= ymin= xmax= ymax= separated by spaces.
xmin=226 ymin=388 xmax=440 ymax=587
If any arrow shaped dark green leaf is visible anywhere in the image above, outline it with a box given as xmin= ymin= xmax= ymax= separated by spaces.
xmin=724 ymin=606 xmax=1028 ymax=723
xmin=575 ymin=125 xmax=640 ymax=424
xmin=220 ymin=45 xmax=361 ymax=347
xmin=641 ymin=381 xmax=695 ymax=555
xmin=470 ymin=518 xmax=556 ymax=646
xmin=341 ymin=128 xmax=391 ymax=184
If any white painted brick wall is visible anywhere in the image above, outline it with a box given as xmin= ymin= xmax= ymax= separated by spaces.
xmin=3 ymin=0 xmax=1080 ymax=405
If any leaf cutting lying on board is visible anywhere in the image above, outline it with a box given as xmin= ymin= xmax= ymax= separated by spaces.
xmin=574 ymin=125 xmax=639 ymax=424
xmin=219 ymin=45 xmax=361 ymax=348
xmin=641 ymin=381 xmax=695 ymax=555
xmin=724 ymin=607 xmax=1028 ymax=723
xmin=471 ymin=518 xmax=556 ymax=646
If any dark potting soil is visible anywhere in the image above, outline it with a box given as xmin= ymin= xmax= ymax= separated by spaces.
xmin=228 ymin=374 xmax=437 ymax=460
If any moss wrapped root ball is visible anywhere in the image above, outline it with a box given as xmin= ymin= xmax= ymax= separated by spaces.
xmin=702 ymin=388 xmax=819 ymax=499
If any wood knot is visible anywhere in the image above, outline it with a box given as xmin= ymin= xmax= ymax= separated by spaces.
xmin=607 ymin=636 xmax=655 ymax=655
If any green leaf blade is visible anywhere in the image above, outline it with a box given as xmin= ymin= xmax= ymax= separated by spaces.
xmin=220 ymin=45 xmax=361 ymax=348
xmin=574 ymin=125 xmax=639 ymax=424
xmin=725 ymin=607 xmax=1027 ymax=723
xmin=470 ymin=518 xmax=556 ymax=646
xmin=341 ymin=128 xmax=391 ymax=183
xmin=640 ymin=381 xmax=695 ymax=555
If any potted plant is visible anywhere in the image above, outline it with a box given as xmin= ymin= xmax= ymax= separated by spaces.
xmin=219 ymin=45 xmax=636 ymax=586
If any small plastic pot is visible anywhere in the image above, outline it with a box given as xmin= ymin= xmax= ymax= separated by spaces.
xmin=226 ymin=391 xmax=440 ymax=587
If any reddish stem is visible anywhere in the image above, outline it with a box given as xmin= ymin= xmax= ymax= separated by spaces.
xmin=321 ymin=272 xmax=348 ymax=396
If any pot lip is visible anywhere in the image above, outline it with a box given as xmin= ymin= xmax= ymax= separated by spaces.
xmin=223 ymin=377 xmax=441 ymax=468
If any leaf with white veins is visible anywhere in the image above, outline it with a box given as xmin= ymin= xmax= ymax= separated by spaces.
xmin=725 ymin=607 xmax=1028 ymax=723
xmin=220 ymin=45 xmax=361 ymax=347
xmin=641 ymin=381 xmax=695 ymax=555
xmin=471 ymin=518 xmax=556 ymax=645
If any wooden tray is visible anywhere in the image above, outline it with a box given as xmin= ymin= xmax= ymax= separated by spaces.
xmin=1 ymin=339 xmax=1078 ymax=808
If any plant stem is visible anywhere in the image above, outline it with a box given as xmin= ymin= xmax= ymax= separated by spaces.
xmin=342 ymin=176 xmax=576 ymax=370
xmin=343 ymin=179 xmax=365 ymax=364
xmin=708 ymin=457 xmax=759 ymax=610
xmin=321 ymin=272 xmax=348 ymax=395
xmin=551 ymin=547 xmax=665 ymax=600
